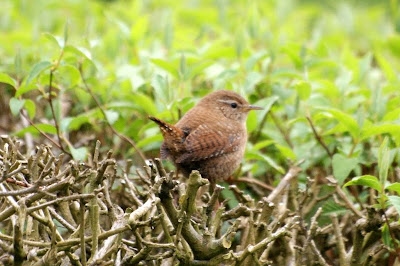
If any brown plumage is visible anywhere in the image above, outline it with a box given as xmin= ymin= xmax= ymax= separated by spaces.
xmin=149 ymin=90 xmax=262 ymax=188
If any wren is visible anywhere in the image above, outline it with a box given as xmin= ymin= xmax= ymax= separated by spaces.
xmin=149 ymin=90 xmax=262 ymax=188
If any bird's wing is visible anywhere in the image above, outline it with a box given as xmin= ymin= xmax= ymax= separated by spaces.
xmin=176 ymin=124 xmax=242 ymax=163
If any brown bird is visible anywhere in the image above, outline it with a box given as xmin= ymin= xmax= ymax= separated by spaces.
xmin=149 ymin=90 xmax=262 ymax=188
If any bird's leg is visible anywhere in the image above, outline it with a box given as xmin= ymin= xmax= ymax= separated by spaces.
xmin=208 ymin=178 xmax=216 ymax=195
xmin=225 ymin=175 xmax=235 ymax=185
xmin=175 ymin=168 xmax=179 ymax=180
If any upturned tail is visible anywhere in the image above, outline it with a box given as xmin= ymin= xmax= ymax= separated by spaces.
xmin=148 ymin=116 xmax=185 ymax=141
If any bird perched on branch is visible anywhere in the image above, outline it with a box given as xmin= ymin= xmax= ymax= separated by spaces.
xmin=149 ymin=90 xmax=262 ymax=189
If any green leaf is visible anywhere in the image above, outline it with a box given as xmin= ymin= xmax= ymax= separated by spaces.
xmin=24 ymin=99 xmax=36 ymax=119
xmin=388 ymin=195 xmax=400 ymax=216
xmin=58 ymin=65 xmax=80 ymax=87
xmin=385 ymin=183 xmax=400 ymax=195
xmin=378 ymin=137 xmax=390 ymax=188
xmin=60 ymin=117 xmax=73 ymax=132
xmin=254 ymin=96 xmax=279 ymax=123
xmin=221 ymin=182 xmax=238 ymax=209
xmin=246 ymin=111 xmax=257 ymax=133
xmin=246 ymin=151 xmax=285 ymax=174
xmin=361 ymin=124 xmax=400 ymax=140
xmin=69 ymin=146 xmax=87 ymax=161
xmin=152 ymin=74 xmax=170 ymax=103
xmin=131 ymin=93 xmax=158 ymax=115
xmin=387 ymin=35 xmax=400 ymax=57
xmin=150 ymin=59 xmax=179 ymax=79
xmin=332 ymin=154 xmax=358 ymax=185
xmin=130 ymin=15 xmax=148 ymax=41
xmin=321 ymin=199 xmax=348 ymax=216
xmin=13 ymin=124 xmax=57 ymax=137
xmin=61 ymin=116 xmax=89 ymax=132
xmin=281 ymin=43 xmax=302 ymax=68
xmin=275 ymin=144 xmax=296 ymax=160
xmin=375 ymin=52 xmax=397 ymax=83
xmin=343 ymin=175 xmax=382 ymax=192
xmin=25 ymin=61 xmax=52 ymax=85
xmin=382 ymin=108 xmax=400 ymax=121
xmin=64 ymin=45 xmax=94 ymax=64
xmin=107 ymin=101 xmax=136 ymax=109
xmin=137 ymin=134 xmax=163 ymax=148
xmin=319 ymin=108 xmax=360 ymax=139
xmin=43 ymin=33 xmax=64 ymax=48
xmin=294 ymin=81 xmax=311 ymax=100
xmin=253 ymin=140 xmax=275 ymax=150
xmin=0 ymin=73 xmax=16 ymax=88
xmin=15 ymin=83 xmax=38 ymax=97
xmin=9 ymin=98 xmax=25 ymax=116
xmin=382 ymin=223 xmax=391 ymax=247
xmin=105 ymin=110 xmax=119 ymax=125
xmin=188 ymin=61 xmax=213 ymax=79
xmin=204 ymin=46 xmax=236 ymax=59
xmin=243 ymin=71 xmax=263 ymax=93
xmin=245 ymin=51 xmax=268 ymax=71
xmin=271 ymin=69 xmax=303 ymax=79
xmin=179 ymin=54 xmax=186 ymax=80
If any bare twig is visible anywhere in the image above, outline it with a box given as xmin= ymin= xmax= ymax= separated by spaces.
xmin=267 ymin=164 xmax=302 ymax=203
xmin=306 ymin=115 xmax=333 ymax=158
xmin=269 ymin=111 xmax=293 ymax=149
xmin=327 ymin=176 xmax=364 ymax=218
xmin=236 ymin=177 xmax=274 ymax=191
xmin=20 ymin=111 xmax=70 ymax=155
xmin=78 ymin=64 xmax=147 ymax=164
xmin=48 ymin=70 xmax=63 ymax=149
xmin=331 ymin=214 xmax=347 ymax=266
xmin=80 ymin=198 xmax=87 ymax=266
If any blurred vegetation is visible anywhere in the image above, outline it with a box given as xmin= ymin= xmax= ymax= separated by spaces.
xmin=1 ymin=0 xmax=400 ymax=263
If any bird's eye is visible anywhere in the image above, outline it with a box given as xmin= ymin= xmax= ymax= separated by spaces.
xmin=230 ymin=102 xmax=238 ymax=109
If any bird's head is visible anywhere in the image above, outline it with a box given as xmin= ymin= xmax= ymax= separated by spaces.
xmin=198 ymin=90 xmax=263 ymax=123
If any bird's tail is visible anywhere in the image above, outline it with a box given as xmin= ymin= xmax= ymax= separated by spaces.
xmin=148 ymin=116 xmax=185 ymax=140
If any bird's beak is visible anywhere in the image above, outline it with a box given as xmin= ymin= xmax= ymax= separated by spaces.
xmin=245 ymin=105 xmax=263 ymax=111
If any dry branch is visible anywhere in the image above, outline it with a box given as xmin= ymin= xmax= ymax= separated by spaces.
xmin=0 ymin=137 xmax=397 ymax=265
